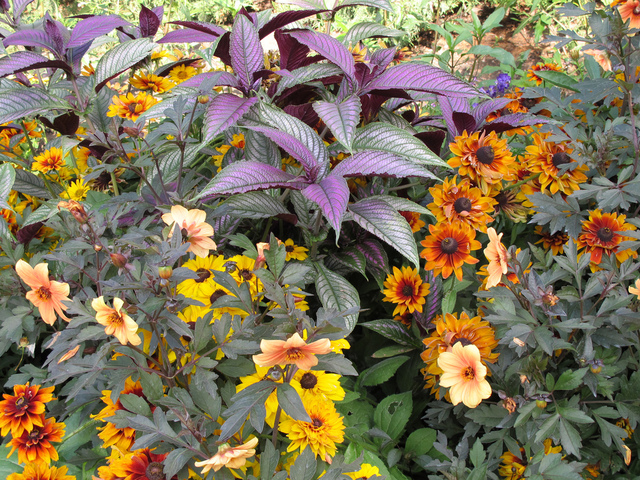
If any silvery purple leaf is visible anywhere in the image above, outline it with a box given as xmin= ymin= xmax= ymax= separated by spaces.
xmin=313 ymin=96 xmax=361 ymax=150
xmin=275 ymin=30 xmax=317 ymax=70
xmin=334 ymin=0 xmax=393 ymax=12
xmin=438 ymin=95 xmax=469 ymax=135
xmin=13 ymin=0 xmax=35 ymax=21
xmin=204 ymin=94 xmax=257 ymax=143
xmin=3 ymin=29 xmax=58 ymax=53
xmin=273 ymin=63 xmax=343 ymax=97
xmin=288 ymin=29 xmax=355 ymax=80
xmin=139 ymin=6 xmax=161 ymax=38
xmin=94 ymin=38 xmax=155 ymax=92
xmin=472 ymin=97 xmax=512 ymax=124
xmin=158 ymin=29 xmax=219 ymax=44
xmin=169 ymin=21 xmax=227 ymax=37
xmin=257 ymin=103 xmax=330 ymax=179
xmin=44 ymin=16 xmax=65 ymax=54
xmin=301 ymin=175 xmax=350 ymax=239
xmin=331 ymin=150 xmax=439 ymax=180
xmin=68 ymin=15 xmax=130 ymax=49
xmin=230 ymin=14 xmax=263 ymax=92
xmin=348 ymin=196 xmax=419 ymax=267
xmin=370 ymin=47 xmax=396 ymax=70
xmin=152 ymin=6 xmax=164 ymax=23
xmin=482 ymin=113 xmax=550 ymax=134
xmin=179 ymin=71 xmax=240 ymax=89
xmin=314 ymin=261 xmax=360 ymax=333
xmin=355 ymin=238 xmax=390 ymax=286
xmin=68 ymin=42 xmax=93 ymax=71
xmin=0 ymin=87 xmax=70 ymax=124
xmin=343 ymin=22 xmax=404 ymax=47
xmin=365 ymin=63 xmax=478 ymax=98
xmin=199 ymin=161 xmax=307 ymax=198
xmin=214 ymin=215 xmax=242 ymax=248
xmin=0 ymin=51 xmax=70 ymax=77
xmin=278 ymin=0 xmax=325 ymax=9
xmin=259 ymin=10 xmax=327 ymax=39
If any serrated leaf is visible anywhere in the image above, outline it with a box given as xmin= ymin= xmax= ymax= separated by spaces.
xmin=0 ymin=87 xmax=70 ymax=125
xmin=119 ymin=393 xmax=152 ymax=417
xmin=360 ymin=356 xmax=409 ymax=387
xmin=313 ymin=96 xmax=361 ymax=151
xmin=331 ymin=150 xmax=440 ymax=180
xmin=314 ymin=261 xmax=360 ymax=333
xmin=230 ymin=14 xmax=263 ymax=91
xmin=288 ymin=29 xmax=355 ymax=80
xmin=277 ymin=383 xmax=312 ymax=422
xmin=94 ymin=38 xmax=155 ymax=92
xmin=554 ymin=368 xmax=588 ymax=391
xmin=68 ymin=15 xmax=130 ymax=49
xmin=348 ymin=197 xmax=419 ymax=267
xmin=219 ymin=382 xmax=275 ymax=442
xmin=204 ymin=94 xmax=257 ymax=143
xmin=23 ymin=203 xmax=58 ymax=226
xmin=221 ymin=191 xmax=289 ymax=219
xmin=558 ymin=418 xmax=582 ymax=457
xmin=343 ymin=22 xmax=405 ymax=46
xmin=301 ymin=175 xmax=349 ymax=238
xmin=163 ymin=448 xmax=193 ymax=480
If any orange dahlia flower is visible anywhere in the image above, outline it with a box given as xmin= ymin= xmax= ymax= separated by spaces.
xmin=484 ymin=227 xmax=509 ymax=289
xmin=577 ymin=210 xmax=637 ymax=265
xmin=194 ymin=437 xmax=258 ymax=474
xmin=7 ymin=463 xmax=74 ymax=480
xmin=618 ymin=0 xmax=640 ymax=29
xmin=382 ymin=266 xmax=430 ymax=316
xmin=110 ymin=448 xmax=168 ymax=480
xmin=437 ymin=342 xmax=492 ymax=408
xmin=534 ymin=226 xmax=569 ymax=255
xmin=253 ymin=333 xmax=332 ymax=371
xmin=162 ymin=205 xmax=217 ymax=258
xmin=92 ymin=296 xmax=141 ymax=346
xmin=420 ymin=223 xmax=481 ymax=281
xmin=8 ymin=416 xmax=65 ymax=464
xmin=15 ymin=260 xmax=71 ymax=325
xmin=0 ymin=384 xmax=55 ymax=437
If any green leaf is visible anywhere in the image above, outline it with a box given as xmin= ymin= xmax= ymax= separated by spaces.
xmin=277 ymin=383 xmax=312 ymax=422
xmin=468 ymin=45 xmax=515 ymax=67
xmin=290 ymin=447 xmax=317 ymax=480
xmin=558 ymin=418 xmax=582 ymax=458
xmin=120 ymin=393 xmax=152 ymax=417
xmin=22 ymin=202 xmax=58 ymax=226
xmin=405 ymin=427 xmax=437 ymax=456
xmin=163 ymin=448 xmax=194 ymax=480
xmin=0 ymin=86 xmax=70 ymax=124
xmin=219 ymin=191 xmax=290 ymax=219
xmin=533 ymin=70 xmax=579 ymax=92
xmin=372 ymin=345 xmax=415 ymax=358
xmin=469 ymin=438 xmax=486 ymax=467
xmin=94 ymin=38 xmax=156 ymax=92
xmin=359 ymin=356 xmax=409 ymax=387
xmin=138 ymin=370 xmax=164 ymax=402
xmin=554 ymin=368 xmax=588 ymax=391
xmin=260 ymin=441 xmax=280 ymax=480
xmin=146 ymin=144 xmax=203 ymax=184
xmin=0 ymin=163 xmax=15 ymax=209
xmin=314 ymin=261 xmax=360 ymax=333
xmin=373 ymin=392 xmax=412 ymax=440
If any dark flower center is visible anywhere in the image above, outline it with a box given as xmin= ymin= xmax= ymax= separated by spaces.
xmin=285 ymin=245 xmax=294 ymax=252
xmin=300 ymin=372 xmax=318 ymax=389
xmin=454 ymin=197 xmax=473 ymax=214
xmin=146 ymin=461 xmax=166 ymax=480
xmin=521 ymin=98 xmax=537 ymax=109
xmin=28 ymin=428 xmax=41 ymax=440
xmin=312 ymin=417 xmax=323 ymax=427
xmin=552 ymin=152 xmax=571 ymax=168
xmin=495 ymin=192 xmax=508 ymax=210
xmin=635 ymin=5 xmax=640 ymax=14
xmin=476 ymin=146 xmax=495 ymax=165
xmin=181 ymin=228 xmax=190 ymax=240
xmin=14 ymin=396 xmax=27 ymax=409
xmin=35 ymin=286 xmax=51 ymax=301
xmin=462 ymin=366 xmax=476 ymax=380
xmin=597 ymin=227 xmax=614 ymax=242
xmin=210 ymin=289 xmax=226 ymax=304
xmin=127 ymin=103 xmax=138 ymax=114
xmin=401 ymin=284 xmax=414 ymax=297
xmin=195 ymin=268 xmax=211 ymax=283
xmin=240 ymin=269 xmax=253 ymax=281
xmin=440 ymin=237 xmax=459 ymax=254
xmin=453 ymin=337 xmax=473 ymax=347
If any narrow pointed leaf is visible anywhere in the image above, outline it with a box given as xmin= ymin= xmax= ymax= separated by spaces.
xmin=139 ymin=6 xmax=161 ymax=38
xmin=0 ymin=87 xmax=70 ymax=124
xmin=274 ymin=63 xmax=343 ymax=97
xmin=278 ymin=0 xmax=325 ymax=10
xmin=343 ymin=22 xmax=405 ymax=46
xmin=438 ymin=96 xmax=470 ymax=136
xmin=94 ymin=38 xmax=155 ymax=92
xmin=0 ymin=51 xmax=70 ymax=77
xmin=259 ymin=10 xmax=327 ymax=39
xmin=244 ymin=130 xmax=280 ymax=167
xmin=146 ymin=144 xmax=203 ymax=184
xmin=482 ymin=113 xmax=550 ymax=134
xmin=331 ymin=150 xmax=439 ymax=180
xmin=314 ymin=261 xmax=360 ymax=333
xmin=287 ymin=29 xmax=355 ymax=80
xmin=198 ymin=161 xmax=307 ymax=197
xmin=158 ymin=29 xmax=219 ymax=43
xmin=353 ymin=123 xmax=449 ymax=167
xmin=312 ymin=95 xmax=361 ymax=151
xmin=179 ymin=71 xmax=240 ymax=89
xmin=204 ymin=94 xmax=257 ymax=143
xmin=13 ymin=0 xmax=35 ymax=21
xmin=277 ymin=383 xmax=312 ymax=422
xmin=348 ymin=196 xmax=419 ymax=267
xmin=0 ymin=163 xmax=15 ymax=208
xmin=219 ymin=191 xmax=290 ymax=219
xmin=366 ymin=63 xmax=478 ymax=97
xmin=169 ymin=21 xmax=227 ymax=37
xmin=301 ymin=175 xmax=350 ymax=238
xmin=230 ymin=14 xmax=263 ymax=91
xmin=472 ymin=97 xmax=512 ymax=125
xmin=68 ymin=15 xmax=130 ymax=48
xmin=3 ymin=29 xmax=58 ymax=52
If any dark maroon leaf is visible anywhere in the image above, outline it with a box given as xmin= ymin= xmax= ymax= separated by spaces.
xmin=288 ymin=29 xmax=355 ymax=80
xmin=370 ymin=47 xmax=396 ymax=71
xmin=230 ymin=14 xmax=263 ymax=92
xmin=355 ymin=237 xmax=390 ymax=288
xmin=199 ymin=161 xmax=307 ymax=197
xmin=452 ymin=112 xmax=476 ymax=135
xmin=301 ymin=175 xmax=350 ymax=236
xmin=283 ymin=103 xmax=319 ymax=128
xmin=14 ymin=73 xmax=30 ymax=86
xmin=16 ymin=222 xmax=43 ymax=245
xmin=414 ymin=130 xmax=446 ymax=156
xmin=365 ymin=63 xmax=478 ymax=97
xmin=158 ymin=29 xmax=219 ymax=44
xmin=275 ymin=30 xmax=319 ymax=71
xmin=331 ymin=150 xmax=439 ymax=180
xmin=214 ymin=32 xmax=232 ymax=66
xmin=481 ymin=113 xmax=551 ymax=134
xmin=139 ymin=6 xmax=161 ymax=38
xmin=180 ymin=71 xmax=241 ymax=89
xmin=79 ymin=140 xmax=107 ymax=160
xmin=44 ymin=16 xmax=65 ymax=54
xmin=0 ymin=0 xmax=10 ymax=14
xmin=68 ymin=15 xmax=130 ymax=49
xmin=68 ymin=42 xmax=93 ymax=71
xmin=203 ymin=94 xmax=257 ymax=143
xmin=259 ymin=10 xmax=327 ymax=39
xmin=39 ymin=111 xmax=79 ymax=136
xmin=354 ymin=62 xmax=377 ymax=87
xmin=0 ymin=51 xmax=71 ymax=77
xmin=3 ymin=29 xmax=57 ymax=53
xmin=169 ymin=21 xmax=227 ymax=37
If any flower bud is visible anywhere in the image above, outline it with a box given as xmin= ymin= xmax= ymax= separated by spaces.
xmin=166 ymin=299 xmax=179 ymax=313
xmin=94 ymin=244 xmax=103 ymax=252
xmin=158 ymin=266 xmax=173 ymax=279
xmin=198 ymin=95 xmax=209 ymax=104
xmin=122 ymin=126 xmax=142 ymax=138
xmin=58 ymin=200 xmax=88 ymax=224
xmin=110 ymin=253 xmax=128 ymax=268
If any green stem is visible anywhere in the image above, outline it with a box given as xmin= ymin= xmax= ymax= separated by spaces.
xmin=502 ymin=172 xmax=542 ymax=191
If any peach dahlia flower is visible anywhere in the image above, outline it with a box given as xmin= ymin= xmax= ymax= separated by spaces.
xmin=16 ymin=260 xmax=71 ymax=325
xmin=162 ymin=205 xmax=217 ymax=258
xmin=253 ymin=333 xmax=332 ymax=371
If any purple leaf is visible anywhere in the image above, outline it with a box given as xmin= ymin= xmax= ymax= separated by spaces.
xmin=334 ymin=0 xmax=393 ymax=12
xmin=154 ymin=58 xmax=202 ymax=77
xmin=365 ymin=63 xmax=478 ymax=98
xmin=0 ymin=87 xmax=70 ymax=124
xmin=179 ymin=71 xmax=240 ymax=89
xmin=0 ymin=51 xmax=70 ymax=77
xmin=139 ymin=6 xmax=161 ymax=38
xmin=482 ymin=113 xmax=550 ymax=134
xmin=288 ymin=29 xmax=355 ymax=80
xmin=68 ymin=41 xmax=93 ymax=71
xmin=438 ymin=95 xmax=469 ymax=135
xmin=355 ymin=238 xmax=390 ymax=288
xmin=273 ymin=63 xmax=343 ymax=97
xmin=158 ymin=29 xmax=219 ymax=44
xmin=472 ymin=97 xmax=513 ymax=125
xmin=44 ymin=16 xmax=65 ymax=54
xmin=259 ymin=10 xmax=327 ymax=39
xmin=414 ymin=130 xmax=446 ymax=156
xmin=343 ymin=22 xmax=404 ymax=46
xmin=38 ymin=111 xmax=79 ymax=136
xmin=12 ymin=0 xmax=34 ymax=21
xmin=283 ymin=103 xmax=319 ymax=127
xmin=370 ymin=47 xmax=396 ymax=70
xmin=199 ymin=161 xmax=307 ymax=197
xmin=203 ymin=94 xmax=257 ymax=143
xmin=331 ymin=150 xmax=439 ymax=180
xmin=230 ymin=14 xmax=263 ymax=92
xmin=302 ymin=175 xmax=350 ymax=237
xmin=68 ymin=15 xmax=129 ymax=49
xmin=313 ymin=95 xmax=361 ymax=150
xmin=452 ymin=112 xmax=476 ymax=135
xmin=3 ymin=29 xmax=57 ymax=53
xmin=348 ymin=196 xmax=419 ymax=267
xmin=168 ymin=21 xmax=227 ymax=37
xmin=275 ymin=30 xmax=317 ymax=71
xmin=94 ymin=38 xmax=155 ymax=92
xmin=152 ymin=6 xmax=164 ymax=23
xmin=278 ymin=0 xmax=325 ymax=9
xmin=214 ymin=215 xmax=243 ymax=248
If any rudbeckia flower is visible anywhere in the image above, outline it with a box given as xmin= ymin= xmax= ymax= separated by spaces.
xmin=32 ymin=147 xmax=64 ymax=174
xmin=8 ymin=416 xmax=65 ymax=464
xmin=577 ymin=209 xmax=637 ymax=265
xmin=420 ymin=222 xmax=481 ymax=280
xmin=253 ymin=333 xmax=332 ymax=371
xmin=382 ymin=266 xmax=430 ymax=316
xmin=527 ymin=62 xmax=562 ymax=85
xmin=15 ymin=260 xmax=71 ymax=325
xmin=0 ymin=384 xmax=55 ymax=437
xmin=107 ymin=92 xmax=158 ymax=121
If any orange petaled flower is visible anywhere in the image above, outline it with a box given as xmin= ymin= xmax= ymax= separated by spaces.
xmin=448 ymin=131 xmax=515 ymax=194
xmin=253 ymin=333 xmax=332 ymax=371
xmin=7 ymin=463 xmax=75 ymax=480
xmin=32 ymin=147 xmax=65 ymax=174
xmin=110 ymin=448 xmax=168 ymax=480
xmin=382 ymin=266 xmax=430 ymax=316
xmin=16 ymin=260 xmax=71 ymax=325
xmin=162 ymin=205 xmax=217 ymax=258
xmin=618 ymin=0 xmax=640 ymax=29
xmin=484 ymin=227 xmax=509 ymax=289
xmin=534 ymin=226 xmax=569 ymax=255
xmin=524 ymin=133 xmax=588 ymax=196
xmin=107 ymin=92 xmax=158 ymax=121
xmin=194 ymin=437 xmax=258 ymax=474
xmin=492 ymin=190 xmax=529 ymax=223
xmin=428 ymin=177 xmax=496 ymax=232
xmin=91 ymin=296 xmax=141 ymax=346
xmin=583 ymin=49 xmax=612 ymax=71
xmin=0 ymin=384 xmax=55 ymax=437
xmin=129 ymin=72 xmax=174 ymax=93
xmin=400 ymin=211 xmax=426 ymax=233
xmin=577 ymin=210 xmax=637 ymax=265
xmin=437 ymin=342 xmax=492 ymax=408
xmin=527 ymin=63 xmax=562 ymax=85
xmin=8 ymin=416 xmax=65 ymax=464
xmin=629 ymin=279 xmax=640 ymax=298
xmin=280 ymin=398 xmax=345 ymax=459
xmin=499 ymin=448 xmax=526 ymax=479
xmin=420 ymin=223 xmax=481 ymax=281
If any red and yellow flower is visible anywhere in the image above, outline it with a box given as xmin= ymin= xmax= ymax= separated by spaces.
xmin=8 ymin=416 xmax=65 ymax=464
xmin=534 ymin=226 xmax=569 ymax=255
xmin=577 ymin=210 xmax=637 ymax=265
xmin=0 ymin=384 xmax=55 ymax=437
xmin=527 ymin=62 xmax=562 ymax=85
xmin=107 ymin=92 xmax=158 ymax=121
xmin=420 ymin=223 xmax=481 ymax=280
xmin=428 ymin=177 xmax=496 ymax=232
xmin=382 ymin=266 xmax=430 ymax=316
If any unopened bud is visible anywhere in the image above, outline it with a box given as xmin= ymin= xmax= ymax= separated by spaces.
xmin=198 ymin=95 xmax=209 ymax=104
xmin=94 ymin=244 xmax=103 ymax=252
xmin=58 ymin=200 xmax=88 ymax=224
xmin=110 ymin=253 xmax=128 ymax=268
xmin=166 ymin=299 xmax=179 ymax=313
xmin=122 ymin=126 xmax=142 ymax=138
xmin=159 ymin=278 xmax=169 ymax=288
xmin=158 ymin=265 xmax=173 ymax=279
